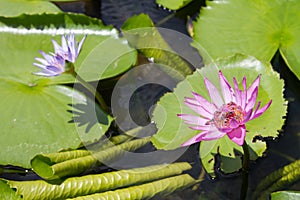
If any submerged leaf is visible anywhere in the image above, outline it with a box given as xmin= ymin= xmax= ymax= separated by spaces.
xmin=5 ymin=162 xmax=191 ymax=200
xmin=254 ymin=159 xmax=300 ymax=199
xmin=152 ymin=54 xmax=287 ymax=176
xmin=67 ymin=174 xmax=198 ymax=200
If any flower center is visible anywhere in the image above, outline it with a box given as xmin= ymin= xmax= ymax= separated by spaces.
xmin=211 ymin=102 xmax=245 ymax=130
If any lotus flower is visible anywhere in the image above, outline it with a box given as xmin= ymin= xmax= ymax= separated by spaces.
xmin=178 ymin=71 xmax=272 ymax=146
xmin=33 ymin=33 xmax=86 ymax=77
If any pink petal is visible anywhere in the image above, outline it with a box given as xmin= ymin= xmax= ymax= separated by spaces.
xmin=204 ymin=77 xmax=224 ymax=107
xmin=233 ymin=77 xmax=242 ymax=106
xmin=243 ymin=109 xmax=253 ymax=123
xmin=200 ymin=126 xmax=226 ymax=140
xmin=251 ymin=100 xmax=272 ymax=119
xmin=181 ymin=127 xmax=225 ymax=146
xmin=177 ymin=114 xmax=207 ymax=126
xmin=247 ymin=75 xmax=260 ymax=103
xmin=181 ymin=132 xmax=206 ymax=146
xmin=240 ymin=76 xmax=247 ymax=109
xmin=229 ymin=118 xmax=240 ymax=129
xmin=227 ymin=125 xmax=246 ymax=146
xmin=245 ymin=87 xmax=258 ymax=112
xmin=189 ymin=125 xmax=212 ymax=131
xmin=184 ymin=99 xmax=213 ymax=119
xmin=192 ymin=92 xmax=217 ymax=113
xmin=219 ymin=71 xmax=234 ymax=103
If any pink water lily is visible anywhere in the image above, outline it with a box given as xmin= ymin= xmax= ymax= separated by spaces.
xmin=178 ymin=71 xmax=272 ymax=146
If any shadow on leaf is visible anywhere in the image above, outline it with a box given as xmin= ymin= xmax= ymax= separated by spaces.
xmin=67 ymin=100 xmax=110 ymax=133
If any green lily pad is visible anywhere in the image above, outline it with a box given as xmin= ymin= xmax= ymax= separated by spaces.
xmin=0 ymin=179 xmax=22 ymax=200
xmin=193 ymin=0 xmax=300 ymax=80
xmin=151 ymin=54 xmax=287 ymax=176
xmin=0 ymin=0 xmax=61 ymax=17
xmin=156 ymin=0 xmax=193 ymax=10
xmin=0 ymin=13 xmax=137 ymax=85
xmin=0 ymin=79 xmax=113 ymax=168
xmin=271 ymin=191 xmax=300 ymax=200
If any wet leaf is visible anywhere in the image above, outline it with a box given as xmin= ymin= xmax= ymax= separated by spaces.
xmin=0 ymin=0 xmax=61 ymax=17
xmin=67 ymin=174 xmax=198 ymax=200
xmin=5 ymin=162 xmax=191 ymax=200
xmin=31 ymin=138 xmax=150 ymax=180
xmin=122 ymin=14 xmax=194 ymax=80
xmin=156 ymin=0 xmax=193 ymax=10
xmin=193 ymin=0 xmax=300 ymax=80
xmin=271 ymin=191 xmax=300 ymax=200
xmin=151 ymin=54 xmax=287 ymax=176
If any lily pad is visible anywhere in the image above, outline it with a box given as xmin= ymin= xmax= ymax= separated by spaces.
xmin=156 ymin=0 xmax=193 ymax=10
xmin=193 ymin=0 xmax=300 ymax=80
xmin=0 ymin=0 xmax=61 ymax=17
xmin=0 ymin=13 xmax=137 ymax=85
xmin=0 ymin=79 xmax=113 ymax=168
xmin=151 ymin=54 xmax=287 ymax=176
xmin=271 ymin=191 xmax=300 ymax=200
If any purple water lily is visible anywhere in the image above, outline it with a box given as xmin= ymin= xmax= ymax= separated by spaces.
xmin=178 ymin=71 xmax=272 ymax=146
xmin=33 ymin=33 xmax=86 ymax=77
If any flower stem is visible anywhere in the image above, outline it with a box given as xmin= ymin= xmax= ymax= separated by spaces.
xmin=71 ymin=70 xmax=110 ymax=114
xmin=240 ymin=140 xmax=250 ymax=200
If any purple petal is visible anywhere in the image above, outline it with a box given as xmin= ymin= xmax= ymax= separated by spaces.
xmin=227 ymin=125 xmax=246 ymax=146
xmin=33 ymin=62 xmax=47 ymax=70
xmin=251 ymin=100 xmax=272 ymax=119
xmin=204 ymin=77 xmax=224 ymax=107
xmin=177 ymin=114 xmax=207 ymax=126
xmin=46 ymin=65 xmax=63 ymax=73
xmin=219 ymin=71 xmax=234 ymax=103
xmin=33 ymin=70 xmax=59 ymax=77
xmin=77 ymin=35 xmax=86 ymax=56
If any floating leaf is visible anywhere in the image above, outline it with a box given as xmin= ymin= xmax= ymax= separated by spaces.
xmin=193 ymin=0 xmax=300 ymax=80
xmin=0 ymin=13 xmax=137 ymax=84
xmin=0 ymin=179 xmax=22 ymax=200
xmin=31 ymin=138 xmax=150 ymax=180
xmin=156 ymin=0 xmax=193 ymax=10
xmin=254 ymin=159 xmax=300 ymax=199
xmin=0 ymin=13 xmax=138 ymax=168
xmin=5 ymin=162 xmax=191 ymax=200
xmin=68 ymin=174 xmax=198 ymax=200
xmin=122 ymin=14 xmax=194 ymax=80
xmin=271 ymin=191 xmax=300 ymax=200
xmin=151 ymin=54 xmax=287 ymax=176
xmin=0 ymin=82 xmax=112 ymax=168
xmin=0 ymin=0 xmax=61 ymax=17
